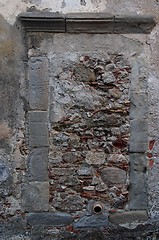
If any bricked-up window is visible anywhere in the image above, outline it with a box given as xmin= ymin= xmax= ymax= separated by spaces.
xmin=20 ymin=13 xmax=154 ymax=227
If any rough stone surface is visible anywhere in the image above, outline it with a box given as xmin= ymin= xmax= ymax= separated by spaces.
xmin=21 ymin=182 xmax=49 ymax=212
xmin=45 ymin=48 xmax=131 ymax=212
xmin=27 ymin=212 xmax=74 ymax=226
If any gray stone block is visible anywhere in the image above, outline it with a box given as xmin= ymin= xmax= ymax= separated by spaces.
xmin=130 ymin=92 xmax=148 ymax=120
xmin=22 ymin=182 xmax=49 ymax=212
xmin=130 ymin=153 xmax=146 ymax=173
xmin=109 ymin=211 xmax=148 ymax=224
xmin=28 ymin=147 xmax=48 ymax=181
xmin=129 ymin=153 xmax=147 ymax=209
xmin=129 ymin=173 xmax=147 ymax=210
xmin=28 ymin=111 xmax=47 ymax=122
xmin=130 ymin=59 xmax=148 ymax=91
xmin=28 ymin=111 xmax=49 ymax=147
xmin=27 ymin=212 xmax=73 ymax=226
xmin=129 ymin=173 xmax=147 ymax=209
xmin=130 ymin=120 xmax=148 ymax=153
xmin=28 ymin=57 xmax=48 ymax=110
xmin=74 ymin=213 xmax=108 ymax=228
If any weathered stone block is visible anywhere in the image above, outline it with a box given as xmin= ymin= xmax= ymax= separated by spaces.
xmin=27 ymin=212 xmax=73 ymax=226
xmin=129 ymin=172 xmax=147 ymax=209
xmin=77 ymin=166 xmax=93 ymax=176
xmin=130 ymin=120 xmax=148 ymax=153
xmin=28 ymin=111 xmax=47 ymax=122
xmin=28 ymin=147 xmax=48 ymax=181
xmin=130 ymin=92 xmax=148 ymax=120
xmin=20 ymin=12 xmax=65 ymax=32
xmin=130 ymin=153 xmax=146 ymax=173
xmin=100 ymin=167 xmax=127 ymax=185
xmin=129 ymin=153 xmax=147 ymax=209
xmin=74 ymin=213 xmax=108 ymax=228
xmin=86 ymin=151 xmax=106 ymax=165
xmin=21 ymin=182 xmax=49 ymax=212
xmin=66 ymin=13 xmax=114 ymax=33
xmin=62 ymin=151 xmax=83 ymax=163
xmin=28 ymin=111 xmax=48 ymax=147
xmin=109 ymin=211 xmax=148 ymax=224
xmin=130 ymin=59 xmax=148 ymax=91
xmin=28 ymin=57 xmax=48 ymax=110
xmin=114 ymin=15 xmax=156 ymax=34
xmin=52 ymin=194 xmax=84 ymax=212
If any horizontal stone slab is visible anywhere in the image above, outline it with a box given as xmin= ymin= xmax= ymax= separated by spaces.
xmin=19 ymin=12 xmax=156 ymax=34
xmin=74 ymin=213 xmax=108 ymax=228
xmin=109 ymin=211 xmax=148 ymax=224
xmin=19 ymin=12 xmax=65 ymax=32
xmin=27 ymin=212 xmax=73 ymax=226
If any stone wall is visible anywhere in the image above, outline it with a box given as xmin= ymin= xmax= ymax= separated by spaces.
xmin=1 ymin=1 xmax=159 ymax=239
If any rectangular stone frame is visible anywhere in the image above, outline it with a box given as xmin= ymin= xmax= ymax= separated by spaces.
xmin=19 ymin=12 xmax=155 ymax=226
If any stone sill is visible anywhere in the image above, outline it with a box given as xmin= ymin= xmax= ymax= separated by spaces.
xmin=109 ymin=210 xmax=148 ymax=225
xmin=19 ymin=12 xmax=156 ymax=34
xmin=27 ymin=210 xmax=148 ymax=227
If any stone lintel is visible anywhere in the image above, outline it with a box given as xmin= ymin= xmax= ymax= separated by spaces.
xmin=19 ymin=12 xmax=65 ymax=32
xmin=19 ymin=12 xmax=156 ymax=34
xmin=66 ymin=13 xmax=114 ymax=33
xmin=114 ymin=15 xmax=156 ymax=34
